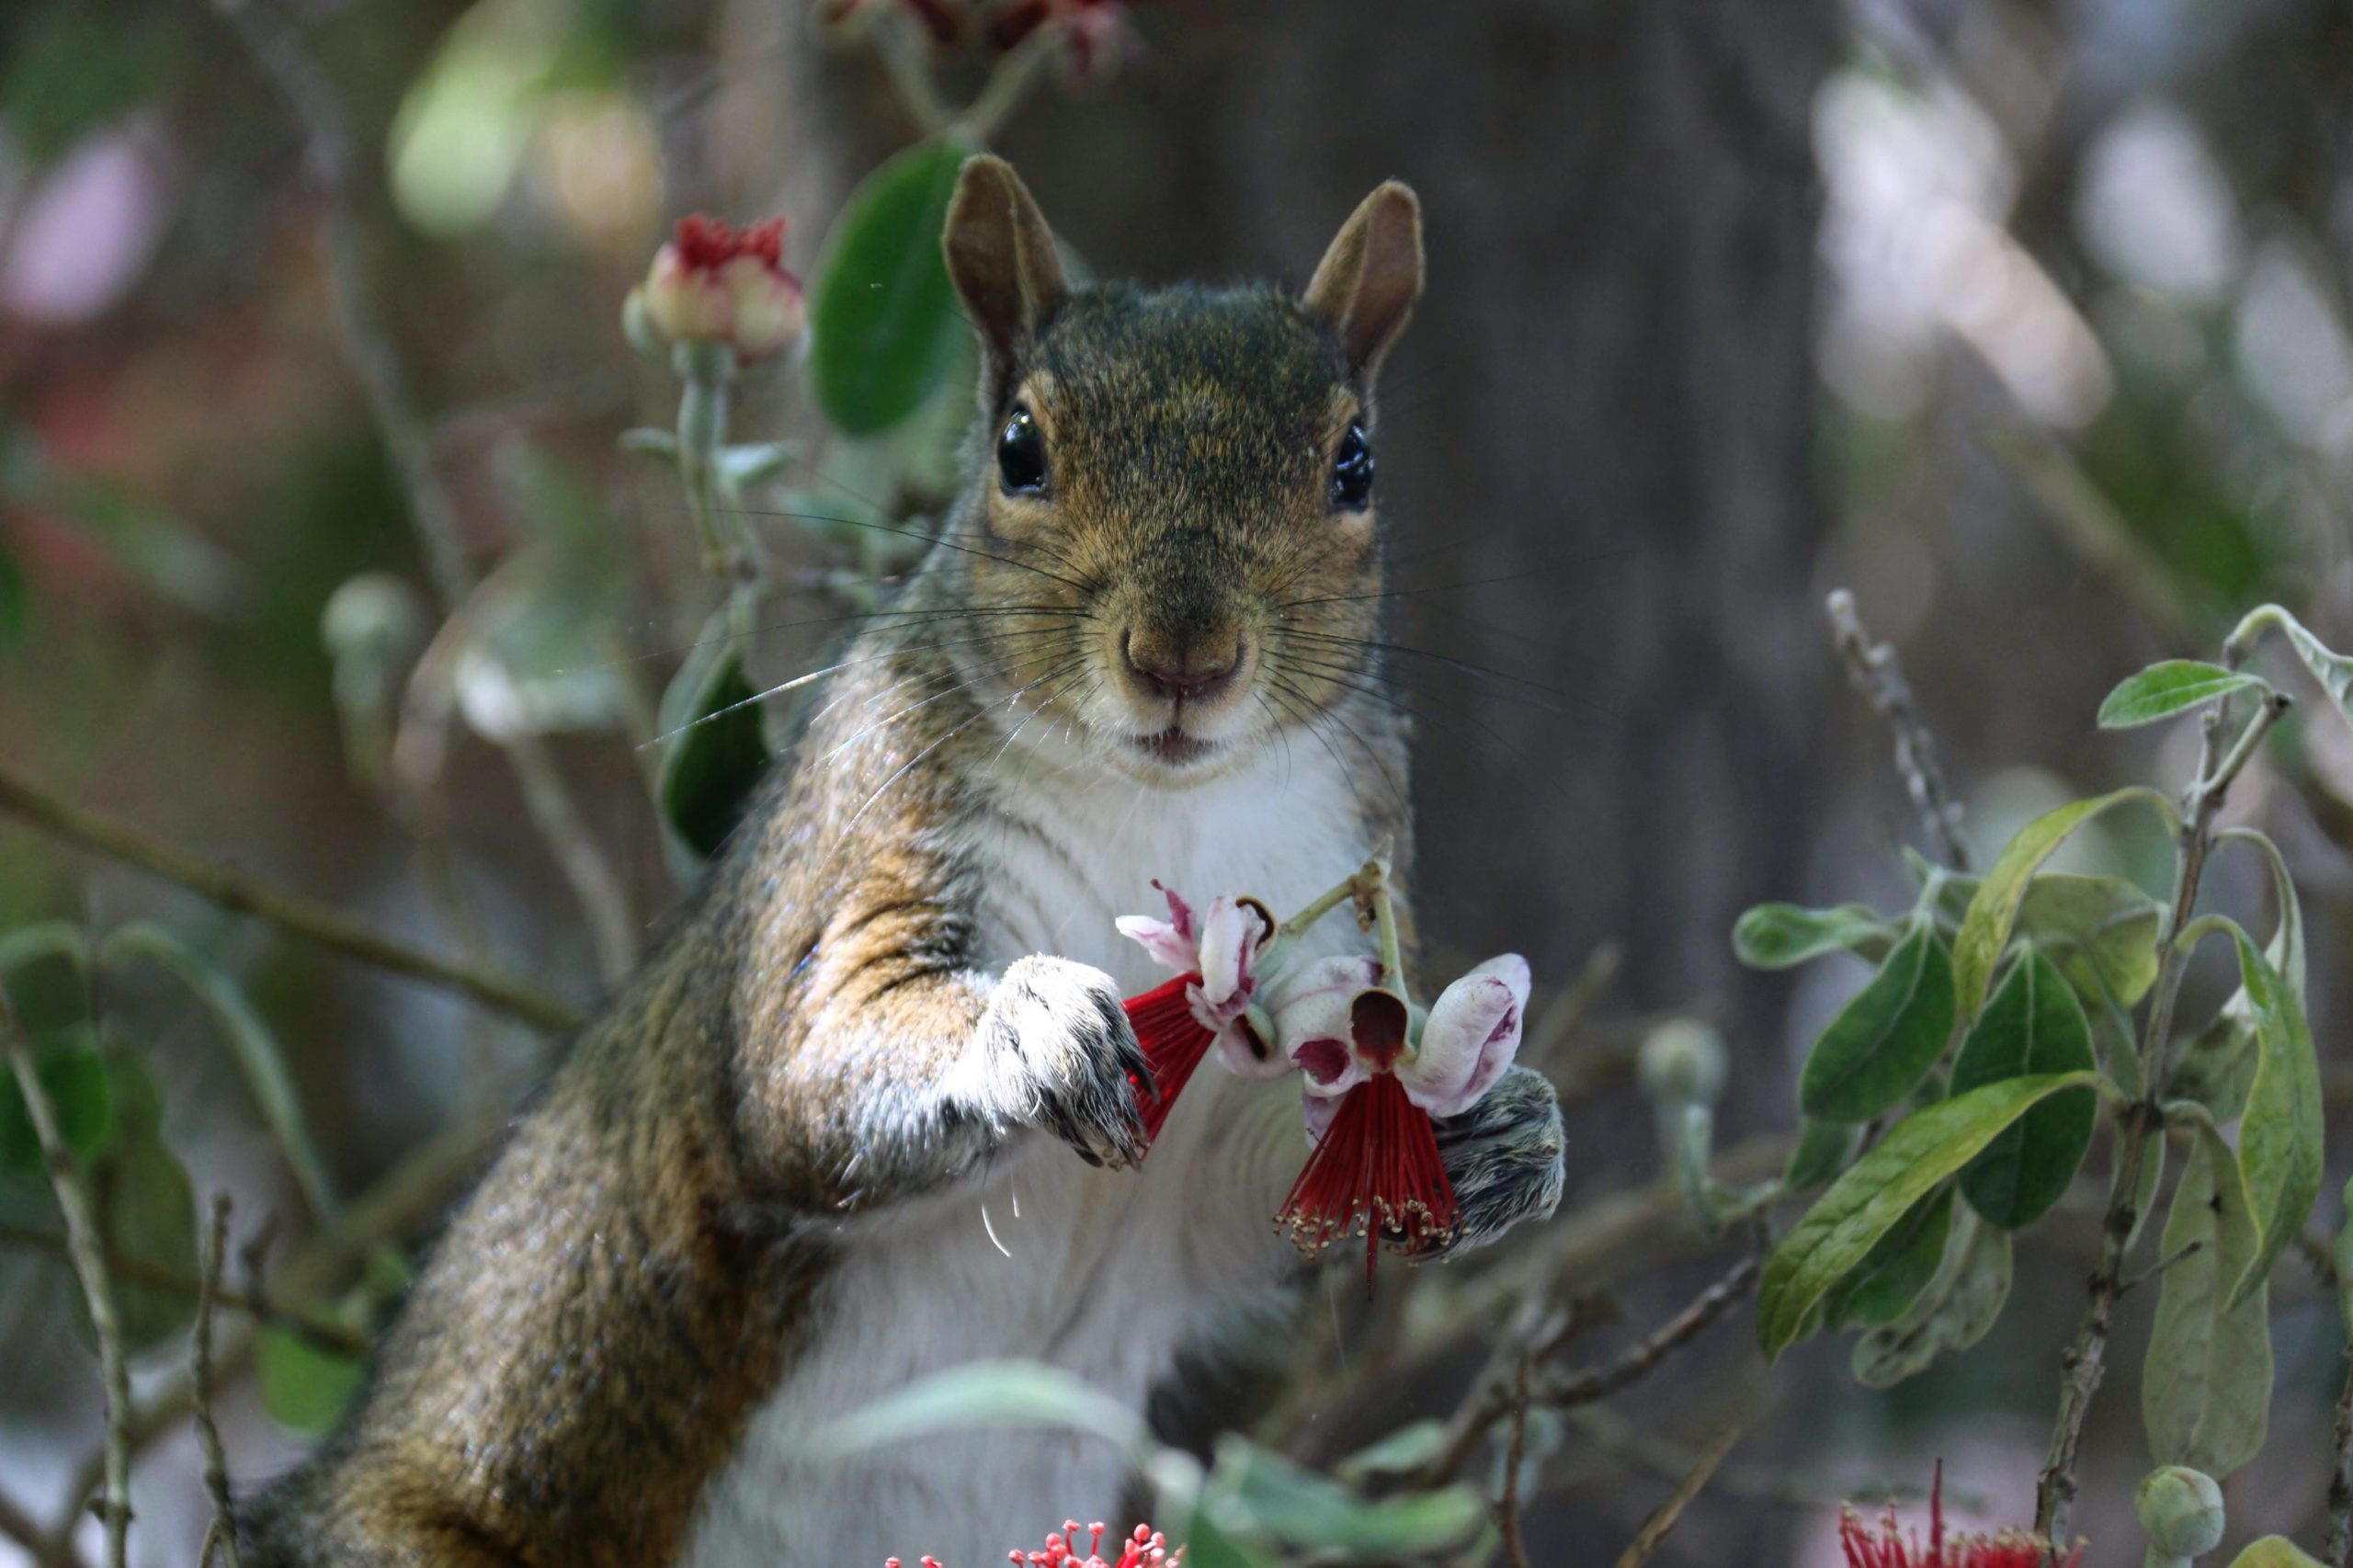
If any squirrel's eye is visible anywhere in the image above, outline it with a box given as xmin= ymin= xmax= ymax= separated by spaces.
xmin=997 ymin=405 xmax=1048 ymax=494
xmin=1329 ymin=421 xmax=1373 ymax=511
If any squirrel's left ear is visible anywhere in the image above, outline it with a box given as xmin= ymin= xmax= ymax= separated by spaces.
xmin=943 ymin=154 xmax=1070 ymax=377
xmin=1303 ymin=181 xmax=1423 ymax=383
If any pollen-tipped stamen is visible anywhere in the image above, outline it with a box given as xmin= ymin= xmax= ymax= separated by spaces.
xmin=1123 ymin=974 xmax=1214 ymax=1144
xmin=1274 ymin=1072 xmax=1459 ymax=1284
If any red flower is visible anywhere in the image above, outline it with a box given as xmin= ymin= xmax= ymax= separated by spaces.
xmin=632 ymin=214 xmax=805 ymax=363
xmin=1838 ymin=1467 xmax=2084 ymax=1568
xmin=1117 ymin=883 xmax=1285 ymax=1143
xmin=886 ymin=1520 xmax=1180 ymax=1568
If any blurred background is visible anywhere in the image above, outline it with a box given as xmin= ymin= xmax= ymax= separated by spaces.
xmin=0 ymin=0 xmax=2348 ymax=1562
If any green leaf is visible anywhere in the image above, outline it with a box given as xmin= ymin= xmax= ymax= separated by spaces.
xmin=1202 ymin=1436 xmax=1484 ymax=1556
xmin=2017 ymin=873 xmax=2163 ymax=1009
xmin=813 ymin=1359 xmax=1149 ymax=1456
xmin=1823 ymin=1185 xmax=1952 ymax=1331
xmin=0 ymin=1044 xmax=113 ymax=1175
xmin=2258 ymin=605 xmax=2353 ymax=730
xmin=2336 ymin=1176 xmax=2353 ymax=1341
xmin=2165 ymin=1005 xmax=2258 ymax=1122
xmin=2097 ymin=661 xmax=2268 ymax=729
xmin=100 ymin=924 xmax=335 ymax=1222
xmin=657 ymin=598 xmax=776 ymax=866
xmin=808 ymin=138 xmax=976 ymax=437
xmin=1757 ymin=1071 xmax=2099 ymax=1359
xmin=0 ymin=530 xmax=25 ymax=651
xmin=258 ymin=1325 xmax=367 ymax=1434
xmin=1783 ymin=1118 xmax=1863 ymax=1193
xmin=2143 ymin=1118 xmax=2270 ymax=1481
xmin=1949 ymin=951 xmax=2099 ymax=1230
xmin=1797 ymin=923 xmax=1957 ymax=1123
xmin=1851 ymin=1209 xmax=2013 ymax=1388
xmin=92 ymin=1120 xmax=199 ymax=1356
xmin=2226 ymin=932 xmax=2325 ymax=1308
xmin=2222 ymin=1540 xmax=2326 ymax=1568
xmin=1731 ymin=903 xmax=1897 ymax=970
xmin=1951 ymin=790 xmax=2167 ymax=1021
xmin=1335 ymin=1420 xmax=1449 ymax=1483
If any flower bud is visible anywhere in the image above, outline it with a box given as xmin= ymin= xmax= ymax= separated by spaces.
xmin=1638 ymin=1019 xmax=1728 ymax=1108
xmin=2135 ymin=1465 xmax=2224 ymax=1561
xmin=633 ymin=215 xmax=805 ymax=368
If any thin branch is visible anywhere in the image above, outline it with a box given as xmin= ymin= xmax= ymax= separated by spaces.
xmin=1825 ymin=589 xmax=1972 ymax=871
xmin=2117 ymin=1237 xmax=2203 ymax=1297
xmin=0 ymin=1223 xmax=370 ymax=1358
xmin=214 ymin=0 xmax=638 ymax=984
xmin=0 ymin=763 xmax=582 ymax=1033
xmin=192 ymin=1197 xmax=244 ymax=1568
xmin=1 ymin=991 xmax=131 ymax=1568
xmin=2033 ymin=679 xmax=2293 ymax=1545
xmin=0 ymin=1489 xmax=51 ymax=1555
xmin=1531 ymin=1253 xmax=1761 ymax=1408
xmin=1611 ymin=1425 xmax=1741 ymax=1568
xmin=2330 ymin=1361 xmax=2352 ymax=1568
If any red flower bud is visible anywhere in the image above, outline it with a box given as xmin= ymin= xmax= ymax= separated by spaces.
xmin=632 ymin=214 xmax=805 ymax=365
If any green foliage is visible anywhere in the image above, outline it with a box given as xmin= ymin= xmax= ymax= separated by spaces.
xmin=1757 ymin=1072 xmax=2098 ymax=1359
xmin=1197 ymin=1436 xmax=1483 ymax=1559
xmin=1796 ymin=922 xmax=1956 ymax=1124
xmin=0 ymin=1043 xmax=114 ymax=1174
xmin=2245 ymin=604 xmax=2353 ymax=729
xmin=2222 ymin=1540 xmax=2326 ymax=1568
xmin=2096 ymin=661 xmax=2267 ymax=729
xmin=2 ymin=0 xmax=187 ymax=165
xmin=1948 ymin=951 xmax=2098 ymax=1230
xmin=2223 ymin=930 xmax=2325 ymax=1308
xmin=1731 ymin=903 xmax=1896 ymax=969
xmin=0 ymin=533 xmax=24 ymax=653
xmin=2016 ymin=872 xmax=2163 ymax=1009
xmin=657 ymin=598 xmax=776 ymax=866
xmin=259 ymin=1326 xmax=368 ymax=1435
xmin=1951 ymin=789 xmax=2167 ymax=1020
xmin=2143 ymin=1116 xmax=2270 ymax=1482
xmin=1782 ymin=1117 xmax=1863 ymax=1192
xmin=809 ymin=139 xmax=978 ymax=437
xmin=1821 ymin=1185 xmax=1952 ymax=1331
xmin=1849 ymin=1209 xmax=2013 ymax=1388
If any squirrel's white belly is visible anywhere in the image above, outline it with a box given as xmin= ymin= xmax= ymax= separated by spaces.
xmin=680 ymin=743 xmax=1370 ymax=1567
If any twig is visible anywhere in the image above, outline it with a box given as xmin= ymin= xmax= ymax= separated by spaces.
xmin=0 ymin=1223 xmax=369 ymax=1358
xmin=1611 ymin=1425 xmax=1740 ymax=1568
xmin=1825 ymin=589 xmax=1973 ymax=871
xmin=2117 ymin=1237 xmax=2203 ymax=1297
xmin=0 ymin=1489 xmax=51 ymax=1555
xmin=215 ymin=0 xmax=639 ymax=984
xmin=1532 ymin=1253 xmax=1761 ymax=1408
xmin=1 ymin=990 xmax=131 ymax=1567
xmin=1498 ymin=1355 xmax=1533 ymax=1568
xmin=2330 ymin=1364 xmax=2352 ymax=1568
xmin=0 ymin=764 xmax=581 ymax=1032
xmin=193 ymin=1197 xmax=244 ymax=1568
xmin=2033 ymin=677 xmax=2293 ymax=1544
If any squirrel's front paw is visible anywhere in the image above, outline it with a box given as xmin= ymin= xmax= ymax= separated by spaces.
xmin=1425 ymin=1065 xmax=1565 ymax=1259
xmin=973 ymin=956 xmax=1152 ymax=1170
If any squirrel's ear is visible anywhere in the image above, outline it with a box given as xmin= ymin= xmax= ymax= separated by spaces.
xmin=1303 ymin=180 xmax=1423 ymax=382
xmin=943 ymin=154 xmax=1069 ymax=373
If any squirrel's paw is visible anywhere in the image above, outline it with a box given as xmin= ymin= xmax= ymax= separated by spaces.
xmin=1424 ymin=1065 xmax=1564 ymax=1260
xmin=973 ymin=955 xmax=1152 ymax=1170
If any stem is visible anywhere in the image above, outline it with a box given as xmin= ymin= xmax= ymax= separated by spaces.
xmin=958 ymin=32 xmax=1053 ymax=142
xmin=1498 ymin=1354 xmax=1533 ymax=1568
xmin=1826 ymin=589 xmax=1973 ymax=871
xmin=0 ymin=1223 xmax=369 ymax=1358
xmin=0 ymin=764 xmax=582 ymax=1033
xmin=1 ymin=990 xmax=131 ymax=1568
xmin=191 ymin=1197 xmax=244 ymax=1568
xmin=2328 ymin=1360 xmax=2352 ymax=1568
xmin=217 ymin=0 xmax=638 ymax=985
xmin=2033 ymin=678 xmax=2291 ymax=1548
xmin=870 ymin=10 xmax=954 ymax=136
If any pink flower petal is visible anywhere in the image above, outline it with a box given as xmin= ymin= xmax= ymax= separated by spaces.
xmin=1398 ymin=954 xmax=1529 ymax=1118
xmin=1116 ymin=914 xmax=1198 ymax=976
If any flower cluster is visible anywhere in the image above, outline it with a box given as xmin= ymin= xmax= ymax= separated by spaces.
xmin=1837 ymin=1470 xmax=2083 ymax=1568
xmin=1116 ymin=862 xmax=1528 ymax=1277
xmin=884 ymin=1519 xmax=1180 ymax=1568
xmin=626 ymin=214 xmax=805 ymax=367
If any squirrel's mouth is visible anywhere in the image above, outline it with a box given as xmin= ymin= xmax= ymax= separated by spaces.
xmin=1137 ymin=726 xmax=1215 ymax=767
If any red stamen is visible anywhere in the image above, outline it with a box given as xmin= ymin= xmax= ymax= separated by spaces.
xmin=1123 ymin=974 xmax=1213 ymax=1143
xmin=1274 ymin=1073 xmax=1458 ymax=1286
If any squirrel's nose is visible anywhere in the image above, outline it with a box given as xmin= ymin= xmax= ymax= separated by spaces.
xmin=1121 ymin=627 xmax=1245 ymax=706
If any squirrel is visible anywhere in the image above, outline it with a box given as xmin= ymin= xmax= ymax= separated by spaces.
xmin=244 ymin=156 xmax=1567 ymax=1567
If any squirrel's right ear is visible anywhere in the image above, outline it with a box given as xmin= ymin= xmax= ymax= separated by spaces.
xmin=1303 ymin=181 xmax=1423 ymax=383
xmin=943 ymin=155 xmax=1069 ymax=377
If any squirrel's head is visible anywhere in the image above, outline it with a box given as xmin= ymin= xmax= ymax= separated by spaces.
xmin=938 ymin=154 xmax=1421 ymax=785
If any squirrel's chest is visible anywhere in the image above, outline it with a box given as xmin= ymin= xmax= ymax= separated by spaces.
xmin=680 ymin=748 xmax=1381 ymax=1567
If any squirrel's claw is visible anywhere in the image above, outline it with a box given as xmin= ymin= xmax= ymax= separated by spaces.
xmin=974 ymin=955 xmax=1152 ymax=1172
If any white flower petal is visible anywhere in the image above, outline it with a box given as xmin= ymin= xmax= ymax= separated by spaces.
xmin=1116 ymin=914 xmax=1198 ymax=976
xmin=1301 ymin=1085 xmax=1340 ymax=1147
xmin=1398 ymin=953 xmax=1529 ymax=1117
xmin=1273 ymin=982 xmax=1369 ymax=1096
xmin=1195 ymin=896 xmax=1252 ymax=1006
xmin=1265 ymin=952 xmax=1381 ymax=1013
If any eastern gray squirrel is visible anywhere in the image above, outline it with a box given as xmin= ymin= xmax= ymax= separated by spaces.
xmin=245 ymin=155 xmax=1567 ymax=1567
